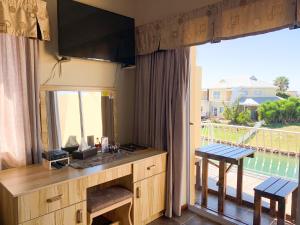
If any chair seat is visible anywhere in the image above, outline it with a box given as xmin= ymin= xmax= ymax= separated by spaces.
xmin=87 ymin=186 xmax=133 ymax=213
xmin=254 ymin=177 xmax=298 ymax=199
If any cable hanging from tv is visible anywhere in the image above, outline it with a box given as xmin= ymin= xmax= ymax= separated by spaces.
xmin=42 ymin=56 xmax=71 ymax=85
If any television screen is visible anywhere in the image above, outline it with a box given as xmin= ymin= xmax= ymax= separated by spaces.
xmin=58 ymin=0 xmax=135 ymax=66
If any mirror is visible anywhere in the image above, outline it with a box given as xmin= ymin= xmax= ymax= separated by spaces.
xmin=40 ymin=87 xmax=116 ymax=150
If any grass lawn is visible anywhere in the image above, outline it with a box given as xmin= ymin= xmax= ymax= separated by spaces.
xmin=264 ymin=122 xmax=300 ymax=132
xmin=202 ymin=126 xmax=249 ymax=144
xmin=201 ymin=123 xmax=300 ymax=153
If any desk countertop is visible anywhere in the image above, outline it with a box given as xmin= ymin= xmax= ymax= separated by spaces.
xmin=0 ymin=149 xmax=166 ymax=197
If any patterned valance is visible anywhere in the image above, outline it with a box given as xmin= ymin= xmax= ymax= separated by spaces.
xmin=0 ymin=0 xmax=50 ymax=41
xmin=214 ymin=0 xmax=296 ymax=40
xmin=136 ymin=5 xmax=217 ymax=55
xmin=136 ymin=22 xmax=162 ymax=55
xmin=136 ymin=0 xmax=298 ymax=55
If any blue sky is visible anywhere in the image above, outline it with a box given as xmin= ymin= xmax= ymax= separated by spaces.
xmin=196 ymin=28 xmax=300 ymax=92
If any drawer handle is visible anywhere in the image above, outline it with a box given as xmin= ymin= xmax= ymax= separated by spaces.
xmin=136 ymin=187 xmax=141 ymax=198
xmin=76 ymin=209 xmax=83 ymax=223
xmin=46 ymin=194 xmax=63 ymax=203
xmin=147 ymin=165 xmax=156 ymax=170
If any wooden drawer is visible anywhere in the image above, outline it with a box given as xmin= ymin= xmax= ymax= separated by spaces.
xmin=18 ymin=179 xmax=87 ymax=223
xmin=20 ymin=201 xmax=87 ymax=225
xmin=133 ymin=154 xmax=166 ymax=182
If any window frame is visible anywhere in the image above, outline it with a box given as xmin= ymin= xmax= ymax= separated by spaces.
xmin=39 ymin=85 xmax=116 ymax=151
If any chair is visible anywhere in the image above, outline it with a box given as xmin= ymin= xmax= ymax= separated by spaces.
xmin=253 ymin=177 xmax=298 ymax=225
xmin=87 ymin=186 xmax=133 ymax=225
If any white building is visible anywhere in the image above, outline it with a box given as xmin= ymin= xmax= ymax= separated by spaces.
xmin=201 ymin=76 xmax=281 ymax=119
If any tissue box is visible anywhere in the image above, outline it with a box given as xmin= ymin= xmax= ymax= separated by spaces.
xmin=72 ymin=147 xmax=98 ymax=160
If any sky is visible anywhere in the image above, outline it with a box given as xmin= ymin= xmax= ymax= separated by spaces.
xmin=196 ymin=28 xmax=300 ymax=93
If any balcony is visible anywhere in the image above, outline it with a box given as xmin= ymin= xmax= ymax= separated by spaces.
xmin=195 ymin=123 xmax=299 ymax=224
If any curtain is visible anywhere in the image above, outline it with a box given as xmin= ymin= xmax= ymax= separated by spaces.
xmin=297 ymin=164 xmax=300 ymax=225
xmin=101 ymin=95 xmax=115 ymax=144
xmin=46 ymin=91 xmax=61 ymax=149
xmin=135 ymin=0 xmax=297 ymax=54
xmin=134 ymin=48 xmax=190 ymax=217
xmin=214 ymin=0 xmax=296 ymax=40
xmin=0 ymin=0 xmax=50 ymax=40
xmin=0 ymin=34 xmax=42 ymax=170
xmin=136 ymin=5 xmax=217 ymax=55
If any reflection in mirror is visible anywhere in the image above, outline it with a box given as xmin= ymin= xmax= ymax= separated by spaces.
xmin=44 ymin=90 xmax=115 ymax=150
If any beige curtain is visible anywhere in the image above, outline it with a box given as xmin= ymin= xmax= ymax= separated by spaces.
xmin=214 ymin=0 xmax=296 ymax=40
xmin=298 ymin=164 xmax=300 ymax=225
xmin=0 ymin=0 xmax=50 ymax=40
xmin=0 ymin=33 xmax=42 ymax=169
xmin=134 ymin=48 xmax=190 ymax=217
xmin=136 ymin=22 xmax=161 ymax=55
xmin=46 ymin=91 xmax=61 ymax=149
xmin=136 ymin=0 xmax=297 ymax=54
xmin=101 ymin=95 xmax=115 ymax=144
xmin=136 ymin=6 xmax=216 ymax=55
xmin=160 ymin=5 xmax=217 ymax=50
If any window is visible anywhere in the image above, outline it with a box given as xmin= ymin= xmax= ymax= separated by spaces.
xmin=219 ymin=107 xmax=224 ymax=114
xmin=57 ymin=91 xmax=103 ymax=147
xmin=213 ymin=91 xmax=221 ymax=99
xmin=239 ymin=88 xmax=248 ymax=96
xmin=213 ymin=107 xmax=218 ymax=116
xmin=254 ymin=90 xmax=263 ymax=96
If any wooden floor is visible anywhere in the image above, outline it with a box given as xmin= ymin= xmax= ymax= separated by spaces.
xmin=195 ymin=190 xmax=279 ymax=225
xmin=205 ymin=163 xmax=294 ymax=215
xmin=149 ymin=190 xmax=278 ymax=225
xmin=148 ymin=210 xmax=218 ymax=225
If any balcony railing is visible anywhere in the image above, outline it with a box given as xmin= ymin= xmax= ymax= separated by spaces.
xmin=201 ymin=122 xmax=300 ymax=156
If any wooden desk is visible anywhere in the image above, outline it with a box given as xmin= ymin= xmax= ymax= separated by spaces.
xmin=195 ymin=144 xmax=255 ymax=213
xmin=0 ymin=149 xmax=167 ymax=225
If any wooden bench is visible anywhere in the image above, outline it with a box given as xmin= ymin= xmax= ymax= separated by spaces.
xmin=87 ymin=186 xmax=133 ymax=225
xmin=253 ymin=177 xmax=298 ymax=225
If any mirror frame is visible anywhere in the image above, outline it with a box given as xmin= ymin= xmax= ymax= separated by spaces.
xmin=40 ymin=85 xmax=117 ymax=151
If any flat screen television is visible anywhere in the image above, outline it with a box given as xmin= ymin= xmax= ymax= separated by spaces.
xmin=58 ymin=0 xmax=135 ymax=66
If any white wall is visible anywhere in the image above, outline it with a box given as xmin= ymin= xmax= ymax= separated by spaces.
xmin=40 ymin=0 xmax=136 ymax=144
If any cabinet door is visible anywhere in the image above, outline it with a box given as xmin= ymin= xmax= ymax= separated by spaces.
xmin=20 ymin=201 xmax=86 ymax=225
xmin=133 ymin=172 xmax=166 ymax=225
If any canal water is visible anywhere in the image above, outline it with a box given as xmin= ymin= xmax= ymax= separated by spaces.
xmin=244 ymin=151 xmax=299 ymax=180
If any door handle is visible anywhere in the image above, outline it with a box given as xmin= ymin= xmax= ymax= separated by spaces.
xmin=147 ymin=165 xmax=156 ymax=170
xmin=136 ymin=187 xmax=141 ymax=198
xmin=76 ymin=209 xmax=83 ymax=223
xmin=46 ymin=194 xmax=63 ymax=203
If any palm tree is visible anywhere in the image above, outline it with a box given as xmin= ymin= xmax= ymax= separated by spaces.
xmin=274 ymin=76 xmax=289 ymax=92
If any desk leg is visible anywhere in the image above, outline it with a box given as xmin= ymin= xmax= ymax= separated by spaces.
xmin=218 ymin=161 xmax=226 ymax=213
xmin=236 ymin=159 xmax=243 ymax=205
xmin=201 ymin=157 xmax=208 ymax=208
xmin=291 ymin=189 xmax=298 ymax=222
xmin=277 ymin=198 xmax=286 ymax=225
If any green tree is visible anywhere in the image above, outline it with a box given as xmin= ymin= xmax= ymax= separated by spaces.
xmin=223 ymin=99 xmax=252 ymax=125
xmin=274 ymin=76 xmax=289 ymax=92
xmin=258 ymin=97 xmax=300 ymax=124
xmin=236 ymin=110 xmax=252 ymax=125
xmin=276 ymin=91 xmax=290 ymax=99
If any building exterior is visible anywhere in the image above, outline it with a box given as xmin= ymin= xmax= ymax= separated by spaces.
xmin=201 ymin=76 xmax=281 ymax=119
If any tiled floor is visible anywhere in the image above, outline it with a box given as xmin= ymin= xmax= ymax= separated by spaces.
xmin=148 ymin=210 xmax=218 ymax=225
